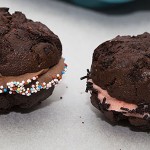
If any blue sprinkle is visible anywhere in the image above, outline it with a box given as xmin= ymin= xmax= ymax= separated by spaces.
xmin=13 ymin=81 xmax=17 ymax=85
xmin=64 ymin=66 xmax=67 ymax=68
xmin=4 ymin=88 xmax=7 ymax=92
xmin=38 ymin=85 xmax=42 ymax=89
xmin=61 ymin=71 xmax=65 ymax=74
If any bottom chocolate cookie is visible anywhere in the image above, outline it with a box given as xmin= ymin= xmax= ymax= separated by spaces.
xmin=0 ymin=86 xmax=54 ymax=113
xmin=91 ymin=91 xmax=150 ymax=132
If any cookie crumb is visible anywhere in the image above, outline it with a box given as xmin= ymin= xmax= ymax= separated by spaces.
xmin=66 ymin=86 xmax=68 ymax=88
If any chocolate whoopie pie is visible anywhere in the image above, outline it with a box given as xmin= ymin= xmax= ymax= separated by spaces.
xmin=82 ymin=33 xmax=150 ymax=131
xmin=0 ymin=8 xmax=67 ymax=112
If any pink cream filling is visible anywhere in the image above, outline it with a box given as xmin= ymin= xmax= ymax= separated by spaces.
xmin=88 ymin=79 xmax=149 ymax=119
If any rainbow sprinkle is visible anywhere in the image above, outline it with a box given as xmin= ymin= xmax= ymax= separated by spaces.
xmin=0 ymin=63 xmax=67 ymax=96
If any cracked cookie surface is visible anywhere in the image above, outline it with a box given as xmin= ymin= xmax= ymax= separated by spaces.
xmin=91 ymin=32 xmax=150 ymax=104
xmin=0 ymin=8 xmax=62 ymax=76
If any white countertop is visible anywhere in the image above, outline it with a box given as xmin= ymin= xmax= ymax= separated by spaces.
xmin=0 ymin=0 xmax=150 ymax=150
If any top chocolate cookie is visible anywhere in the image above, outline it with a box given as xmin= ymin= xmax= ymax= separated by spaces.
xmin=0 ymin=8 xmax=62 ymax=76
xmin=91 ymin=32 xmax=150 ymax=104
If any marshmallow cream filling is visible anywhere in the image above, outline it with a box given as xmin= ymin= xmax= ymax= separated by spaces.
xmin=88 ymin=79 xmax=150 ymax=119
xmin=0 ymin=58 xmax=66 ymax=96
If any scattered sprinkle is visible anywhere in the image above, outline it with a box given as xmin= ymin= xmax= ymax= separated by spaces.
xmin=32 ymin=77 xmax=36 ymax=80
xmin=27 ymin=79 xmax=31 ymax=83
xmin=22 ymin=80 xmax=25 ymax=84
xmin=0 ymin=62 xmax=67 ymax=96
xmin=4 ymin=88 xmax=7 ymax=93
xmin=9 ymin=91 xmax=12 ymax=94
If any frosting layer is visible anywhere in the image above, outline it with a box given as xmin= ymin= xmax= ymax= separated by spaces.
xmin=0 ymin=58 xmax=67 ymax=96
xmin=88 ymin=79 xmax=150 ymax=120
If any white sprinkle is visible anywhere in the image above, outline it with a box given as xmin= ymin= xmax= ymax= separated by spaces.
xmin=27 ymin=79 xmax=31 ymax=83
xmin=0 ymin=86 xmax=3 ymax=89
xmin=0 ymin=90 xmax=2 ymax=93
xmin=10 ymin=88 xmax=13 ymax=91
xmin=7 ymin=83 xmax=10 ymax=86
xmin=27 ymin=93 xmax=31 ymax=96
xmin=32 ymin=77 xmax=36 ymax=80
xmin=36 ymin=81 xmax=39 ymax=84
xmin=31 ymin=90 xmax=34 ymax=93
xmin=43 ymin=82 xmax=46 ymax=85
xmin=36 ymin=87 xmax=40 ymax=91
xmin=22 ymin=80 xmax=25 ymax=84
xmin=57 ymin=74 xmax=60 ymax=77
xmin=19 ymin=83 xmax=23 ymax=86
xmin=10 ymin=83 xmax=14 ymax=87
xmin=25 ymin=91 xmax=28 ymax=94
xmin=32 ymin=85 xmax=35 ymax=88
xmin=54 ymin=79 xmax=58 ymax=82
xmin=9 ymin=91 xmax=12 ymax=94
xmin=47 ymin=83 xmax=51 ymax=88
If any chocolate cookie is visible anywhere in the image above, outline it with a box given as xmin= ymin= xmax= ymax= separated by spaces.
xmin=83 ymin=33 xmax=150 ymax=131
xmin=0 ymin=8 xmax=67 ymax=112
xmin=0 ymin=7 xmax=62 ymax=76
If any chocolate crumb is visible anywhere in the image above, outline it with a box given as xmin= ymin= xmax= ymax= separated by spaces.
xmin=60 ymin=97 xmax=63 ymax=99
xmin=143 ymin=114 xmax=149 ymax=120
xmin=86 ymin=82 xmax=93 ymax=92
xmin=80 ymin=69 xmax=91 ymax=81
xmin=66 ymin=86 xmax=68 ymax=88
xmin=135 ymin=107 xmax=145 ymax=115
xmin=80 ymin=76 xmax=88 ymax=80
xmin=102 ymin=97 xmax=106 ymax=105
xmin=120 ymin=107 xmax=129 ymax=111
xmin=101 ymin=97 xmax=110 ymax=110
xmin=82 ymin=122 xmax=84 ymax=124
xmin=137 ymin=102 xmax=148 ymax=107
xmin=128 ymin=109 xmax=136 ymax=113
